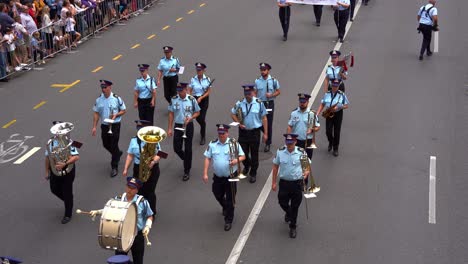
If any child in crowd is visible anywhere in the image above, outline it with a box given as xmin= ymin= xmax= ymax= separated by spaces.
xmin=64 ymin=11 xmax=80 ymax=48
xmin=31 ymin=31 xmax=45 ymax=64
xmin=3 ymin=26 xmax=21 ymax=72
xmin=13 ymin=16 xmax=28 ymax=65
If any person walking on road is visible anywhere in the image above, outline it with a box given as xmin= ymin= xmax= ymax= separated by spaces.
xmin=91 ymin=80 xmax=126 ymax=178
xmin=157 ymin=46 xmax=181 ymax=104
xmin=188 ymin=62 xmax=212 ymax=146
xmin=313 ymin=4 xmax=323 ymax=26
xmin=333 ymin=0 xmax=350 ymax=43
xmin=277 ymin=0 xmax=291 ymax=41
xmin=134 ymin=64 xmax=157 ymax=125
xmin=417 ymin=0 xmax=438 ymax=61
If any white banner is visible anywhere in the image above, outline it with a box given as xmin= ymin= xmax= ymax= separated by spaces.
xmin=285 ymin=0 xmax=338 ymax=5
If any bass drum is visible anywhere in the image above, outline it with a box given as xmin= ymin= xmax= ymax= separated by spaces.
xmin=98 ymin=199 xmax=137 ymax=252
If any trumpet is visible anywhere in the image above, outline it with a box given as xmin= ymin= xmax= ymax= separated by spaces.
xmin=299 ymin=152 xmax=320 ymax=198
xmin=228 ymin=138 xmax=246 ymax=181
xmin=306 ymin=110 xmax=318 ymax=149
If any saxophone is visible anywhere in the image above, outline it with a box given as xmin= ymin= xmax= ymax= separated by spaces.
xmin=137 ymin=126 xmax=167 ymax=182
xmin=321 ymin=102 xmax=339 ymax=119
xmin=47 ymin=122 xmax=75 ymax=176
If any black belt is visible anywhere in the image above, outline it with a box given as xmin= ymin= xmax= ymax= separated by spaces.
xmin=163 ymin=75 xmax=177 ymax=78
xmin=138 ymin=98 xmax=152 ymax=101
xmin=280 ymin=179 xmax=302 ymax=183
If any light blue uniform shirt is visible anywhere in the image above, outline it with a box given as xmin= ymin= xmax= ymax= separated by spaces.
xmin=117 ymin=193 xmax=153 ymax=231
xmin=321 ymin=91 xmax=349 ymax=111
xmin=273 ymin=146 xmax=305 ymax=181
xmin=231 ymin=97 xmax=267 ymax=129
xmin=93 ymin=92 xmax=126 ymax=125
xmin=157 ymin=56 xmax=180 ymax=77
xmin=134 ymin=76 xmax=157 ymax=99
xmin=326 ymin=65 xmax=344 ymax=81
xmin=45 ymin=139 xmax=79 ymax=156
xmin=189 ymin=74 xmax=211 ymax=97
xmin=168 ymin=95 xmax=201 ymax=124
xmin=254 ymin=75 xmax=280 ymax=101
xmin=288 ymin=108 xmax=320 ymax=141
xmin=127 ymin=137 xmax=161 ymax=164
xmin=204 ymin=138 xmax=245 ymax=177
xmin=337 ymin=0 xmax=350 ymax=11
xmin=418 ymin=4 xmax=437 ymax=26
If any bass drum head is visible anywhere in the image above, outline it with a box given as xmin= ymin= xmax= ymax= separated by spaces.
xmin=120 ymin=202 xmax=138 ymax=252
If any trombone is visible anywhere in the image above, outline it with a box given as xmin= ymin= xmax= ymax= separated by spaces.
xmin=306 ymin=110 xmax=317 ymax=149
xmin=228 ymin=138 xmax=246 ymax=182
xmin=300 ymin=153 xmax=320 ymax=198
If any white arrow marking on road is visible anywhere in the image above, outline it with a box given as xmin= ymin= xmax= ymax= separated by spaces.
xmin=428 ymin=156 xmax=436 ymax=224
xmin=226 ymin=2 xmax=364 ymax=264
xmin=13 ymin=147 xmax=41 ymax=164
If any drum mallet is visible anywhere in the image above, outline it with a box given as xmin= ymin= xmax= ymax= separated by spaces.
xmin=144 ymin=234 xmax=152 ymax=246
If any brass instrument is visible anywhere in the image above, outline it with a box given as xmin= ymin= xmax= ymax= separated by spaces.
xmin=299 ymin=152 xmax=320 ymax=198
xmin=47 ymin=122 xmax=75 ymax=176
xmin=322 ymin=102 xmax=339 ymax=119
xmin=235 ymin=103 xmax=244 ymax=125
xmin=182 ymin=106 xmax=191 ymax=139
xmin=228 ymin=138 xmax=246 ymax=182
xmin=104 ymin=106 xmax=114 ymax=134
xmin=137 ymin=126 xmax=167 ymax=182
xmin=306 ymin=110 xmax=318 ymax=149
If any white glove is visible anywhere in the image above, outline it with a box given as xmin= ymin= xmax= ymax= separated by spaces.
xmin=142 ymin=226 xmax=150 ymax=236
xmin=89 ymin=209 xmax=103 ymax=217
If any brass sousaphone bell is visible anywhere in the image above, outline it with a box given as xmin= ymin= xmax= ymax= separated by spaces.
xmin=136 ymin=126 xmax=167 ymax=182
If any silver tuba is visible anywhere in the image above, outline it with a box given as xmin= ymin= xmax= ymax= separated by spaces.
xmin=47 ymin=122 xmax=75 ymax=176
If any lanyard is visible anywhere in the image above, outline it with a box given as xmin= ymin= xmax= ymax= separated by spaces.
xmin=329 ymin=92 xmax=340 ymax=108
xmin=244 ymin=101 xmax=254 ymax=118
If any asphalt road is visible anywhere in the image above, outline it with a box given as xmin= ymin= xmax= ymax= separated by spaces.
xmin=0 ymin=0 xmax=467 ymax=263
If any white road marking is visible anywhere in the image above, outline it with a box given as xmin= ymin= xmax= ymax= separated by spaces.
xmin=428 ymin=156 xmax=436 ymax=224
xmin=434 ymin=31 xmax=439 ymax=53
xmin=225 ymin=3 xmax=363 ymax=264
xmin=13 ymin=147 xmax=41 ymax=164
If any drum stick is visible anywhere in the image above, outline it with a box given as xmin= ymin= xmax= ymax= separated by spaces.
xmin=144 ymin=234 xmax=152 ymax=246
xmin=76 ymin=209 xmax=92 ymax=215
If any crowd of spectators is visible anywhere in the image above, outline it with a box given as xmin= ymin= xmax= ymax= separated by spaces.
xmin=0 ymin=0 xmax=153 ymax=82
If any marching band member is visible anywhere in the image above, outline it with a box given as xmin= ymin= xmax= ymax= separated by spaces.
xmin=324 ymin=50 xmax=347 ymax=92
xmin=277 ymin=0 xmax=291 ymax=41
xmin=45 ymin=121 xmax=80 ymax=224
xmin=157 ymin=46 xmax=181 ymax=104
xmin=123 ymin=120 xmax=161 ymax=216
xmin=254 ymin=62 xmax=281 ymax=153
xmin=287 ymin=93 xmax=320 ymax=159
xmin=333 ymin=0 xmax=350 ymax=43
xmin=231 ymin=84 xmax=268 ymax=183
xmin=317 ymin=79 xmax=349 ymax=157
xmin=417 ymin=0 xmax=438 ymax=61
xmin=90 ymin=177 xmax=153 ymax=264
xmin=203 ymin=124 xmax=246 ymax=231
xmin=133 ymin=64 xmax=157 ymax=125
xmin=167 ymin=83 xmax=201 ymax=181
xmin=313 ymin=4 xmax=323 ymax=26
xmin=271 ymin=134 xmax=309 ymax=238
xmin=188 ymin=62 xmax=212 ymax=145
xmin=92 ymin=80 xmax=127 ymax=178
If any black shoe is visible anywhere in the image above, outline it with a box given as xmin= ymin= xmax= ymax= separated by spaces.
xmin=427 ymin=51 xmax=433 ymax=56
xmin=350 ymin=18 xmax=354 ymax=21
xmin=283 ymin=36 xmax=287 ymax=41
xmin=284 ymin=214 xmax=291 ymax=223
xmin=339 ymin=38 xmax=344 ymax=43
xmin=419 ymin=55 xmax=423 ymax=60
xmin=0 ymin=78 xmax=9 ymax=82
xmin=249 ymin=176 xmax=256 ymax=183
xmin=182 ymin=173 xmax=190 ymax=181
xmin=289 ymin=228 xmax=297 ymax=238
xmin=264 ymin=144 xmax=270 ymax=152
xmin=111 ymin=168 xmax=118 ymax=178
xmin=224 ymin=223 xmax=232 ymax=231
xmin=200 ymin=137 xmax=206 ymax=145
xmin=242 ymin=167 xmax=250 ymax=175
xmin=328 ymin=144 xmax=332 ymax=152
xmin=316 ymin=22 xmax=320 ymax=27
xmin=61 ymin=216 xmax=71 ymax=224
xmin=333 ymin=149 xmax=339 ymax=157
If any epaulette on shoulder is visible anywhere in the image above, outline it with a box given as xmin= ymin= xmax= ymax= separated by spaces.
xmin=298 ymin=147 xmax=305 ymax=152
xmin=256 ymin=98 xmax=262 ymax=103
xmin=187 ymin=94 xmax=193 ymax=99
xmin=172 ymin=95 xmax=178 ymax=99
xmin=338 ymin=90 xmax=343 ymax=94
xmin=279 ymin=146 xmax=286 ymax=151
xmin=210 ymin=138 xmax=218 ymax=144
xmin=113 ymin=93 xmax=120 ymax=98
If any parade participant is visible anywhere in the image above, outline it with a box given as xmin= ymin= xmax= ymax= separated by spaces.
xmin=203 ymin=124 xmax=245 ymax=231
xmin=277 ymin=0 xmax=291 ymax=41
xmin=349 ymin=0 xmax=356 ymax=21
xmin=45 ymin=121 xmax=80 ymax=224
xmin=167 ymin=83 xmax=200 ymax=181
xmin=333 ymin=0 xmax=350 ymax=43
xmin=92 ymin=80 xmax=126 ymax=177
xmin=254 ymin=62 xmax=280 ymax=152
xmin=90 ymin=177 xmax=153 ymax=264
xmin=317 ymin=80 xmax=349 ymax=157
xmin=123 ymin=120 xmax=162 ymax=216
xmin=313 ymin=4 xmax=323 ymax=26
xmin=188 ymin=62 xmax=212 ymax=145
xmin=157 ymin=46 xmax=181 ymax=103
xmin=287 ymin=93 xmax=320 ymax=159
xmin=133 ymin=64 xmax=157 ymax=125
xmin=323 ymin=50 xmax=347 ymax=92
xmin=417 ymin=0 xmax=438 ymax=61
xmin=271 ymin=134 xmax=309 ymax=238
xmin=231 ymin=84 xmax=268 ymax=183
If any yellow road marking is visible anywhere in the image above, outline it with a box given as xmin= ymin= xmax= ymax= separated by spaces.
xmin=131 ymin=44 xmax=141 ymax=49
xmin=113 ymin=54 xmax=122 ymax=61
xmin=187 ymin=10 xmax=195 ymax=14
xmin=176 ymin=17 xmax=183 ymax=22
xmin=147 ymin=34 xmax=156 ymax=39
xmin=162 ymin=25 xmax=170 ymax=30
xmin=2 ymin=119 xmax=16 ymax=128
xmin=59 ymin=80 xmax=81 ymax=93
xmin=200 ymin=3 xmax=206 ymax=7
xmin=92 ymin=66 xmax=103 ymax=73
xmin=33 ymin=101 xmax=47 ymax=110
